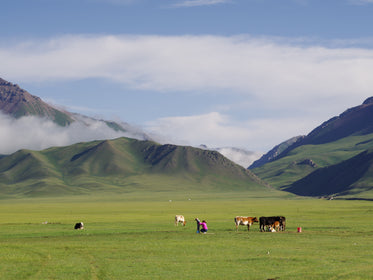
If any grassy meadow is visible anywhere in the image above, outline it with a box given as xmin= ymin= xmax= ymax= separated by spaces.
xmin=1 ymin=191 xmax=373 ymax=279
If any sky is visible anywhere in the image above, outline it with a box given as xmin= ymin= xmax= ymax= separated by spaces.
xmin=1 ymin=0 xmax=373 ymax=164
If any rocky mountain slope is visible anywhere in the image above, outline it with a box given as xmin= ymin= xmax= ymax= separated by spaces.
xmin=0 ymin=78 xmax=74 ymax=126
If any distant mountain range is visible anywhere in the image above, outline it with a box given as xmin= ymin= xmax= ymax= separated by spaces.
xmin=3 ymin=77 xmax=373 ymax=199
xmin=0 ymin=77 xmax=272 ymax=198
xmin=250 ymin=97 xmax=373 ymax=200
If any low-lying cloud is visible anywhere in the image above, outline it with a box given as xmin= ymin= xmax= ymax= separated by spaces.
xmin=213 ymin=147 xmax=263 ymax=168
xmin=0 ymin=113 xmax=264 ymax=166
xmin=145 ymin=112 xmax=320 ymax=152
xmin=0 ymin=113 xmax=143 ymax=155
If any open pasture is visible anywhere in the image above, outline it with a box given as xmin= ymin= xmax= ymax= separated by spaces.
xmin=0 ymin=192 xmax=373 ymax=279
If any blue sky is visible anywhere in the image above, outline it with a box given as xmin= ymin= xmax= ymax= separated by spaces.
xmin=2 ymin=0 xmax=373 ymax=157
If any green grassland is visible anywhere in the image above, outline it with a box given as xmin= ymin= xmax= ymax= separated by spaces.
xmin=1 ymin=192 xmax=373 ymax=279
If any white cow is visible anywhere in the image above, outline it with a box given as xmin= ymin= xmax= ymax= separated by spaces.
xmin=175 ymin=215 xmax=186 ymax=226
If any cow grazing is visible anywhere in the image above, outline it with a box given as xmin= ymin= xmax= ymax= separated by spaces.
xmin=74 ymin=222 xmax=84 ymax=230
xmin=234 ymin=216 xmax=258 ymax=231
xmin=175 ymin=215 xmax=186 ymax=226
xmin=259 ymin=216 xmax=286 ymax=232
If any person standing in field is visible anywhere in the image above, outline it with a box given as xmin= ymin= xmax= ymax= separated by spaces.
xmin=195 ymin=218 xmax=208 ymax=234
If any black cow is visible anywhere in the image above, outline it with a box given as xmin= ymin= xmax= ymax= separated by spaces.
xmin=259 ymin=216 xmax=285 ymax=232
xmin=74 ymin=222 xmax=84 ymax=230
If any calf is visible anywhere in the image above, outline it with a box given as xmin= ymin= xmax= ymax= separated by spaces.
xmin=269 ymin=221 xmax=280 ymax=232
xmin=234 ymin=216 xmax=258 ymax=231
xmin=175 ymin=215 xmax=186 ymax=226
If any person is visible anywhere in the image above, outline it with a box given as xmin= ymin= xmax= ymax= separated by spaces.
xmin=195 ymin=218 xmax=200 ymax=233
xmin=195 ymin=218 xmax=208 ymax=234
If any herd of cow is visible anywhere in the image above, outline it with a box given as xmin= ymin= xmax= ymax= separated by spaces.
xmin=175 ymin=215 xmax=286 ymax=232
xmin=74 ymin=216 xmax=286 ymax=232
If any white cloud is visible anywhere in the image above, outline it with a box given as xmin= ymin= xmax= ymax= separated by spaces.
xmin=1 ymin=34 xmax=373 ymax=105
xmin=214 ymin=147 xmax=263 ymax=168
xmin=85 ymin=0 xmax=139 ymax=4
xmin=172 ymin=0 xmax=231 ymax=7
xmin=0 ymin=113 xmax=143 ymax=155
xmin=348 ymin=0 xmax=373 ymax=4
xmin=1 ymin=34 xmax=373 ymax=153
xmin=145 ymin=112 xmax=320 ymax=152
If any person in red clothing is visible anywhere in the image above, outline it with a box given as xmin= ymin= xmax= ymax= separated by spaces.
xmin=195 ymin=218 xmax=208 ymax=233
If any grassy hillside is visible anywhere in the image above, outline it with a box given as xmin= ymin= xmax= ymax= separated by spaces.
xmin=284 ymin=148 xmax=373 ymax=198
xmin=251 ymin=133 xmax=373 ymax=198
xmin=0 ymin=137 xmax=274 ymax=198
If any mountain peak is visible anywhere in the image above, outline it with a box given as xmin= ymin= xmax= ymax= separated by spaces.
xmin=363 ymin=97 xmax=373 ymax=105
xmin=0 ymin=77 xmax=74 ymax=126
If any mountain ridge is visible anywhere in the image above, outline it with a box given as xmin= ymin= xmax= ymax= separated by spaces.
xmin=0 ymin=137 xmax=272 ymax=197
xmin=251 ymin=97 xmax=373 ymax=199
xmin=250 ymin=97 xmax=373 ymax=169
xmin=0 ymin=78 xmax=74 ymax=126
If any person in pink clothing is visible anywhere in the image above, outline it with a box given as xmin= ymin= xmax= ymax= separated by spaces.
xmin=195 ymin=218 xmax=208 ymax=233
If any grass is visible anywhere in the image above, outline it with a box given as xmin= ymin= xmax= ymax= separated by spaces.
xmin=0 ymin=192 xmax=373 ymax=279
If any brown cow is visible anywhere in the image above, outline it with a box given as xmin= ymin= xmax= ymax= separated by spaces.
xmin=234 ymin=216 xmax=258 ymax=231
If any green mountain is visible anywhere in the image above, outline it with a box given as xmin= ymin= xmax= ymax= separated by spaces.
xmin=284 ymin=148 xmax=373 ymax=199
xmin=249 ymin=136 xmax=304 ymax=169
xmin=0 ymin=137 xmax=271 ymax=198
xmin=251 ymin=97 xmax=373 ymax=199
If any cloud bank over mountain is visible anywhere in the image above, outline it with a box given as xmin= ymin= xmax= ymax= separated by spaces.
xmin=0 ymin=113 xmax=139 ymax=155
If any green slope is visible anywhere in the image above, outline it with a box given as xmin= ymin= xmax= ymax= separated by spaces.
xmin=251 ymin=133 xmax=373 ymax=198
xmin=0 ymin=137 xmax=273 ymax=198
xmin=283 ymin=148 xmax=373 ymax=199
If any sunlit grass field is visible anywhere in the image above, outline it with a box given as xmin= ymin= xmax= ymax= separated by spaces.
xmin=1 ymin=192 xmax=373 ymax=279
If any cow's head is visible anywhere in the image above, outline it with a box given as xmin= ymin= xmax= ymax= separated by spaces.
xmin=252 ymin=217 xmax=259 ymax=223
xmin=183 ymin=221 xmax=186 ymax=226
